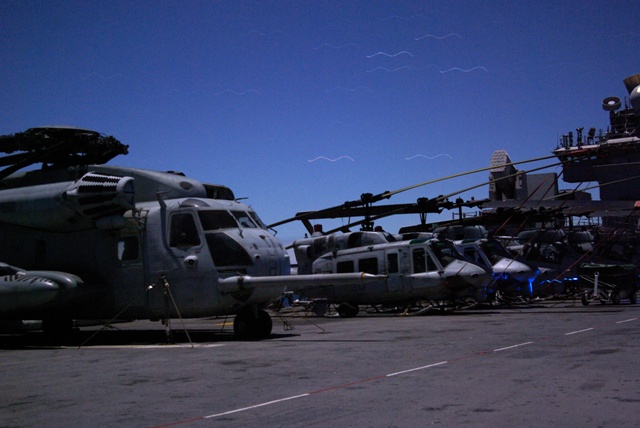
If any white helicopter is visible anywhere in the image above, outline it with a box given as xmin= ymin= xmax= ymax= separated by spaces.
xmin=0 ymin=127 xmax=383 ymax=339
xmin=434 ymin=226 xmax=540 ymax=302
xmin=285 ymin=227 xmax=492 ymax=316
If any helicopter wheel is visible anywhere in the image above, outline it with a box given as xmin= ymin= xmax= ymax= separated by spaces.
xmin=630 ymin=292 xmax=637 ymax=305
xmin=612 ymin=293 xmax=621 ymax=305
xmin=233 ymin=308 xmax=272 ymax=340
xmin=336 ymin=302 xmax=359 ymax=318
xmin=581 ymin=294 xmax=589 ymax=306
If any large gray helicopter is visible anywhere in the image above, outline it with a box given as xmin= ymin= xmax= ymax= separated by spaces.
xmin=0 ymin=127 xmax=382 ymax=339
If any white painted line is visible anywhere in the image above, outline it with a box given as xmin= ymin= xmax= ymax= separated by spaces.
xmin=565 ymin=327 xmax=594 ymax=336
xmin=617 ymin=318 xmax=638 ymax=324
xmin=493 ymin=342 xmax=533 ymax=352
xmin=386 ymin=361 xmax=448 ymax=377
xmin=204 ymin=393 xmax=310 ymax=419
xmin=87 ymin=344 xmax=225 ymax=349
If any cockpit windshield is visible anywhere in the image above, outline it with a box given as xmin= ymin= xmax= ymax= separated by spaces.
xmin=198 ymin=210 xmax=237 ymax=231
xmin=230 ymin=210 xmax=259 ymax=228
xmin=248 ymin=210 xmax=267 ymax=229
xmin=430 ymin=240 xmax=462 ymax=266
xmin=479 ymin=240 xmax=511 ymax=264
xmin=198 ymin=209 xmax=268 ymax=231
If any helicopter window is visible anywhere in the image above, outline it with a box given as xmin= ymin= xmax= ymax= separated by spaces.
xmin=463 ymin=247 xmax=476 ymax=261
xmin=248 ymin=210 xmax=267 ymax=229
xmin=230 ymin=211 xmax=259 ymax=228
xmin=412 ymin=248 xmax=426 ymax=273
xmin=337 ymin=260 xmax=354 ymax=273
xmin=413 ymin=247 xmax=438 ymax=272
xmin=118 ymin=237 xmax=139 ymax=261
xmin=198 ymin=211 xmax=237 ymax=230
xmin=205 ymin=232 xmax=253 ymax=266
xmin=387 ymin=253 xmax=399 ymax=274
xmin=480 ymin=242 xmax=506 ymax=264
xmin=427 ymin=254 xmax=437 ymax=271
xmin=358 ymin=257 xmax=378 ymax=275
xmin=431 ymin=242 xmax=457 ymax=266
xmin=170 ymin=213 xmax=201 ymax=248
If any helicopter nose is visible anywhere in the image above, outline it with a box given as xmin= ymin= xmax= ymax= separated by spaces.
xmin=495 ymin=259 xmax=534 ymax=283
xmin=466 ymin=263 xmax=492 ymax=287
xmin=444 ymin=261 xmax=491 ymax=289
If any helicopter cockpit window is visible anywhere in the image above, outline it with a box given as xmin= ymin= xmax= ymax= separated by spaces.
xmin=431 ymin=242 xmax=457 ymax=266
xmin=463 ymin=247 xmax=482 ymax=264
xmin=413 ymin=247 xmax=437 ymax=273
xmin=248 ymin=210 xmax=267 ymax=229
xmin=230 ymin=211 xmax=259 ymax=228
xmin=413 ymin=248 xmax=426 ymax=273
xmin=170 ymin=213 xmax=201 ymax=248
xmin=118 ymin=237 xmax=139 ymax=261
xmin=198 ymin=210 xmax=237 ymax=230
xmin=480 ymin=241 xmax=508 ymax=264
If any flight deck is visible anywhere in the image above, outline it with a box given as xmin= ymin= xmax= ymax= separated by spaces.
xmin=2 ymin=302 xmax=639 ymax=427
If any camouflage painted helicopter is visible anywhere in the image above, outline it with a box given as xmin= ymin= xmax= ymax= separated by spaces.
xmin=0 ymin=127 xmax=383 ymax=339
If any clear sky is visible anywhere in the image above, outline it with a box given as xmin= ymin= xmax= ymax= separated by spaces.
xmin=1 ymin=0 xmax=639 ymax=246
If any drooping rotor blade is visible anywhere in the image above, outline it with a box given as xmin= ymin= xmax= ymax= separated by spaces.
xmin=275 ymin=159 xmax=563 ymax=235
xmin=320 ymin=197 xmax=490 ymax=236
xmin=378 ymin=153 xmax=559 ymax=200
xmin=267 ymin=153 xmax=559 ymax=230
xmin=412 ymin=172 xmax=640 ymax=234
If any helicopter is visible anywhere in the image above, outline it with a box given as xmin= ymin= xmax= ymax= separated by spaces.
xmin=0 ymin=126 xmax=384 ymax=339
xmin=266 ymin=153 xmax=581 ymax=315
xmin=284 ymin=228 xmax=492 ymax=317
xmin=402 ymin=225 xmax=538 ymax=302
xmin=269 ymin=184 xmax=505 ymax=315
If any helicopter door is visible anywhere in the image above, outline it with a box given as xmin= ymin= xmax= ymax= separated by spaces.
xmin=386 ymin=251 xmax=404 ymax=293
xmin=148 ymin=211 xmax=216 ymax=318
xmin=112 ymin=233 xmax=146 ymax=312
xmin=410 ymin=245 xmax=442 ymax=291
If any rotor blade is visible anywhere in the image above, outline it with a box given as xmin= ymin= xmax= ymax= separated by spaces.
xmin=379 ymin=153 xmax=559 ymax=199
xmin=285 ymin=160 xmax=563 ymax=234
xmin=267 ymin=153 xmax=559 ymax=229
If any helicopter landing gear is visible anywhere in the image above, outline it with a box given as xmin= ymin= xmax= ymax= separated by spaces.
xmin=336 ymin=302 xmax=359 ymax=318
xmin=233 ymin=307 xmax=272 ymax=340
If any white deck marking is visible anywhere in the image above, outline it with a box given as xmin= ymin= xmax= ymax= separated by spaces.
xmin=386 ymin=361 xmax=448 ymax=377
xmin=493 ymin=342 xmax=533 ymax=352
xmin=565 ymin=327 xmax=594 ymax=336
xmin=204 ymin=394 xmax=310 ymax=419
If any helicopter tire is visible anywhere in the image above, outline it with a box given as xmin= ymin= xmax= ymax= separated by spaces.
xmin=336 ymin=302 xmax=359 ymax=318
xmin=581 ymin=294 xmax=589 ymax=306
xmin=630 ymin=292 xmax=637 ymax=305
xmin=612 ymin=293 xmax=621 ymax=305
xmin=233 ymin=308 xmax=272 ymax=340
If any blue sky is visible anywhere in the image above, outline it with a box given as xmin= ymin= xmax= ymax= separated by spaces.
xmin=1 ymin=0 xmax=639 ymax=245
